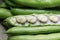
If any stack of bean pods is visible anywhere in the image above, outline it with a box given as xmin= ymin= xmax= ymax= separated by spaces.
xmin=1 ymin=0 xmax=60 ymax=40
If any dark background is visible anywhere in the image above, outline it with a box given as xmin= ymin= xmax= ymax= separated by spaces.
xmin=0 ymin=0 xmax=3 ymax=2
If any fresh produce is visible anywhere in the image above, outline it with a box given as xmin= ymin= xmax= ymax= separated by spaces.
xmin=5 ymin=0 xmax=23 ymax=7
xmin=11 ymin=8 xmax=60 ymax=15
xmin=6 ymin=26 xmax=60 ymax=35
xmin=11 ymin=0 xmax=60 ymax=8
xmin=36 ymin=15 xmax=48 ymax=23
xmin=16 ymin=16 xmax=27 ymax=24
xmin=49 ymin=15 xmax=59 ymax=23
xmin=8 ymin=33 xmax=60 ymax=40
xmin=0 ymin=8 xmax=12 ymax=19
xmin=5 ymin=0 xmax=17 ymax=7
xmin=3 ymin=14 xmax=60 ymax=27
xmin=1 ymin=0 xmax=60 ymax=40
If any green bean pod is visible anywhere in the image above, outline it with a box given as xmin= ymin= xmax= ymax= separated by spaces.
xmin=7 ymin=26 xmax=60 ymax=35
xmin=9 ymin=33 xmax=60 ymax=40
xmin=11 ymin=0 xmax=60 ymax=8
xmin=3 ymin=14 xmax=60 ymax=27
xmin=5 ymin=0 xmax=24 ymax=7
xmin=0 ymin=8 xmax=12 ymax=19
xmin=5 ymin=0 xmax=17 ymax=7
xmin=11 ymin=8 xmax=60 ymax=15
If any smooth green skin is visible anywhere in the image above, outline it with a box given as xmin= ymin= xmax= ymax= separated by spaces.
xmin=7 ymin=26 xmax=60 ymax=35
xmin=11 ymin=8 xmax=60 ymax=15
xmin=11 ymin=0 xmax=60 ymax=8
xmin=9 ymin=33 xmax=60 ymax=40
xmin=5 ymin=0 xmax=16 ymax=7
xmin=5 ymin=0 xmax=23 ymax=7
xmin=0 ymin=8 xmax=12 ymax=19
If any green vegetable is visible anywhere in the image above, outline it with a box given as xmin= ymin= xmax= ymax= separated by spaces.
xmin=7 ymin=26 xmax=60 ymax=35
xmin=3 ymin=14 xmax=60 ymax=27
xmin=11 ymin=0 xmax=60 ymax=8
xmin=5 ymin=0 xmax=24 ymax=7
xmin=5 ymin=0 xmax=17 ymax=7
xmin=9 ymin=33 xmax=60 ymax=40
xmin=0 ymin=8 xmax=12 ymax=19
xmin=11 ymin=8 xmax=60 ymax=15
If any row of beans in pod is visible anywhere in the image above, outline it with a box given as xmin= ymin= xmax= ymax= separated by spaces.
xmin=3 ymin=0 xmax=60 ymax=40
xmin=3 ymin=14 xmax=60 ymax=27
xmin=15 ymin=14 xmax=60 ymax=23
